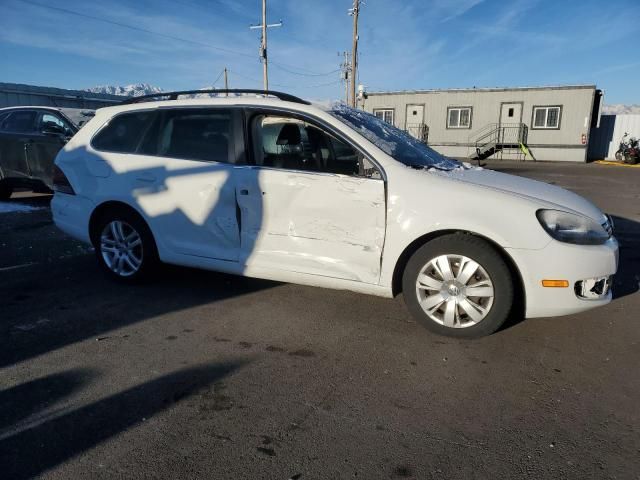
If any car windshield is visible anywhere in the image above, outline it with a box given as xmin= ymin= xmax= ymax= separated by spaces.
xmin=329 ymin=104 xmax=461 ymax=171
xmin=59 ymin=108 xmax=95 ymax=129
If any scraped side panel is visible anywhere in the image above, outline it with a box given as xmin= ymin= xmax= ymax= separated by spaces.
xmin=239 ymin=169 xmax=385 ymax=284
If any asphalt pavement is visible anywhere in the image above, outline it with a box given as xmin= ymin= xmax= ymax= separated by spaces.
xmin=0 ymin=161 xmax=638 ymax=479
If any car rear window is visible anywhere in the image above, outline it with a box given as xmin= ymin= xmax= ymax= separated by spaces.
xmin=91 ymin=111 xmax=155 ymax=153
xmin=138 ymin=108 xmax=233 ymax=163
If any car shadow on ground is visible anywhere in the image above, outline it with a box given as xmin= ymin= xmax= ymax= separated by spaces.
xmin=0 ymin=362 xmax=242 ymax=480
xmin=0 ymin=253 xmax=278 ymax=369
xmin=0 ymin=368 xmax=94 ymax=432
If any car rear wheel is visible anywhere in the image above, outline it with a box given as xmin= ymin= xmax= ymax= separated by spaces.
xmin=402 ymin=234 xmax=514 ymax=338
xmin=93 ymin=209 xmax=158 ymax=282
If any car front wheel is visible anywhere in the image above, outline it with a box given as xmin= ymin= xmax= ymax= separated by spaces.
xmin=402 ymin=234 xmax=514 ymax=338
xmin=93 ymin=210 xmax=158 ymax=282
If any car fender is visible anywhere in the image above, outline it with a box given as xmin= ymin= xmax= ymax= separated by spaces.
xmin=378 ymin=165 xmax=552 ymax=288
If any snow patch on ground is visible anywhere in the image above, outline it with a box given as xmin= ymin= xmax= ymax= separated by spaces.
xmin=0 ymin=202 xmax=44 ymax=213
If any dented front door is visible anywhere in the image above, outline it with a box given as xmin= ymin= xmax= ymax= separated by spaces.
xmin=236 ymin=168 xmax=386 ymax=284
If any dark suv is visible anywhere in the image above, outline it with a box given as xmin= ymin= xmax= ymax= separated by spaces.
xmin=0 ymin=106 xmax=94 ymax=199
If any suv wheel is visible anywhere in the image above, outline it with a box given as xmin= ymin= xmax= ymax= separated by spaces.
xmin=93 ymin=210 xmax=158 ymax=282
xmin=402 ymin=234 xmax=514 ymax=338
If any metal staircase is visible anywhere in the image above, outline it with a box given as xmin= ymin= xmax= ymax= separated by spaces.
xmin=469 ymin=123 xmax=529 ymax=161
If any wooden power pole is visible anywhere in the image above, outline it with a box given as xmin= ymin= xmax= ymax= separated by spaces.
xmin=339 ymin=51 xmax=351 ymax=104
xmin=223 ymin=67 xmax=228 ymax=96
xmin=249 ymin=0 xmax=282 ymax=91
xmin=261 ymin=0 xmax=268 ymax=90
xmin=350 ymin=0 xmax=360 ymax=107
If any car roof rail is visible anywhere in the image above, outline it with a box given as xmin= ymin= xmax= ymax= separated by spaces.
xmin=120 ymin=89 xmax=310 ymax=105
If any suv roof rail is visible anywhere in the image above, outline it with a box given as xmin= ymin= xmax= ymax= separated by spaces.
xmin=120 ymin=89 xmax=310 ymax=105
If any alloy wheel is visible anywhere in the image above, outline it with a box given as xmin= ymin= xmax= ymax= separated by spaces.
xmin=100 ymin=220 xmax=143 ymax=277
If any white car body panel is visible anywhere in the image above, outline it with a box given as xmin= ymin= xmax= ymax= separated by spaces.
xmin=235 ymin=167 xmax=386 ymax=283
xmin=52 ymin=96 xmax=619 ymax=320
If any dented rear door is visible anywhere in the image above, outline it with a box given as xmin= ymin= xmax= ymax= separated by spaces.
xmin=237 ymin=167 xmax=386 ymax=284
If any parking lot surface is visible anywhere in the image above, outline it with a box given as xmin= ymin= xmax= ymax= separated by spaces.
xmin=1 ymin=161 xmax=639 ymax=479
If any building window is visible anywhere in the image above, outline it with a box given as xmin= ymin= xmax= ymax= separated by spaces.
xmin=447 ymin=107 xmax=472 ymax=129
xmin=373 ymin=108 xmax=394 ymax=125
xmin=532 ymin=106 xmax=562 ymax=129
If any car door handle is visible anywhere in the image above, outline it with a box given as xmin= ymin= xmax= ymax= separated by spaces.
xmin=239 ymin=189 xmax=249 ymax=195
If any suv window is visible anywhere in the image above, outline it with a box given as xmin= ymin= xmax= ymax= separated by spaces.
xmin=251 ymin=114 xmax=366 ymax=176
xmin=92 ymin=111 xmax=155 ymax=153
xmin=1 ymin=110 xmax=38 ymax=133
xmin=139 ymin=108 xmax=233 ymax=163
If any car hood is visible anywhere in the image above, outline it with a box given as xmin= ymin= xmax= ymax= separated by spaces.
xmin=440 ymin=167 xmax=605 ymax=221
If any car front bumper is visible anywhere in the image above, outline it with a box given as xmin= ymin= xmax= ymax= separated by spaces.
xmin=507 ymin=236 xmax=619 ymax=318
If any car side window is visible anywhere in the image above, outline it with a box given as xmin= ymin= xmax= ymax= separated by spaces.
xmin=251 ymin=114 xmax=380 ymax=178
xmin=40 ymin=113 xmax=73 ymax=135
xmin=92 ymin=111 xmax=155 ymax=153
xmin=2 ymin=110 xmax=38 ymax=133
xmin=138 ymin=108 xmax=233 ymax=163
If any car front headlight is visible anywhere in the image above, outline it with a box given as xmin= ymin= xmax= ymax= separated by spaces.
xmin=536 ymin=209 xmax=611 ymax=245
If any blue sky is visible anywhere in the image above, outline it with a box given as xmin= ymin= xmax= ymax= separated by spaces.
xmin=1 ymin=0 xmax=639 ymax=104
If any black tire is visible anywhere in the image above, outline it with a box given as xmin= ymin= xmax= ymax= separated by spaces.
xmin=92 ymin=208 xmax=159 ymax=283
xmin=402 ymin=234 xmax=514 ymax=338
xmin=0 ymin=182 xmax=13 ymax=200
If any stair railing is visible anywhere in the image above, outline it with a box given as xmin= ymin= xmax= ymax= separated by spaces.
xmin=469 ymin=123 xmax=528 ymax=160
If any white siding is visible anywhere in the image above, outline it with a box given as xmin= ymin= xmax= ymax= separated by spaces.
xmin=588 ymin=114 xmax=640 ymax=160
xmin=362 ymin=86 xmax=596 ymax=162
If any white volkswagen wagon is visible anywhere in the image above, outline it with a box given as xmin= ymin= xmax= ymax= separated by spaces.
xmin=52 ymin=90 xmax=618 ymax=338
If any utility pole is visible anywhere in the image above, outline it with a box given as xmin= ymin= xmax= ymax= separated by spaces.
xmin=339 ymin=51 xmax=351 ymax=104
xmin=223 ymin=67 xmax=228 ymax=96
xmin=249 ymin=0 xmax=282 ymax=91
xmin=261 ymin=0 xmax=268 ymax=90
xmin=349 ymin=0 xmax=360 ymax=107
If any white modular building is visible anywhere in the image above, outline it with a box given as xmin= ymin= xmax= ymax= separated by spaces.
xmin=362 ymin=85 xmax=604 ymax=162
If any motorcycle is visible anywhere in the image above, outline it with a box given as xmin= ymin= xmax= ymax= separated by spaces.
xmin=615 ymin=132 xmax=630 ymax=161
xmin=624 ymin=136 xmax=639 ymax=165
xmin=615 ymin=132 xmax=639 ymax=164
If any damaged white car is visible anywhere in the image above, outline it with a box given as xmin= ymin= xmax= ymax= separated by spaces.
xmin=52 ymin=90 xmax=618 ymax=338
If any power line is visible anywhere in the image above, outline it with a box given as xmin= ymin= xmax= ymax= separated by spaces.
xmin=212 ymin=69 xmax=225 ymax=86
xmin=17 ymin=0 xmax=344 ymax=80
xmin=270 ymin=62 xmax=341 ymax=77
xmin=17 ymin=0 xmax=256 ymax=58
xmin=228 ymin=70 xmax=341 ymax=89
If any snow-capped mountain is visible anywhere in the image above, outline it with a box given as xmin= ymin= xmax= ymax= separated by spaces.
xmin=602 ymin=104 xmax=640 ymax=115
xmin=85 ymin=83 xmax=164 ymax=97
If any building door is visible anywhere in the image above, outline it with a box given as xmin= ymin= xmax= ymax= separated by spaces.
xmin=500 ymin=103 xmax=522 ymax=125
xmin=405 ymin=104 xmax=426 ymax=141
